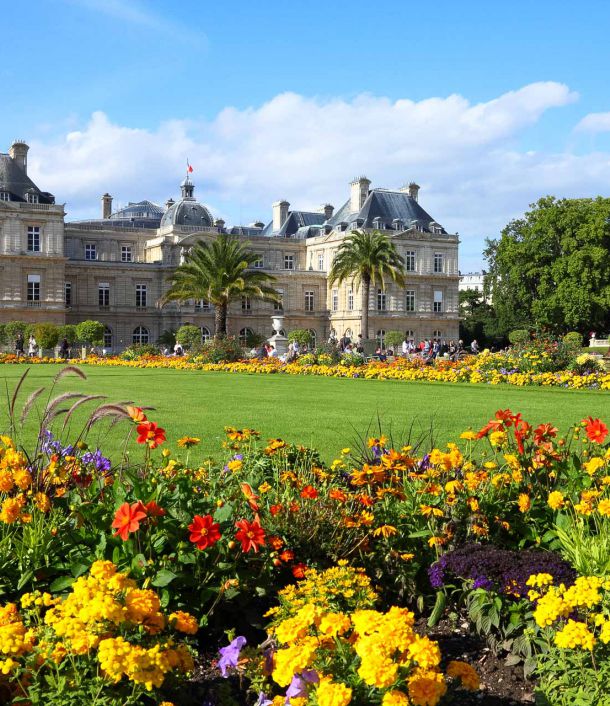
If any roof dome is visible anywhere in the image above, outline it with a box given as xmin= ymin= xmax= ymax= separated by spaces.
xmin=160 ymin=199 xmax=214 ymax=228
xmin=109 ymin=200 xmax=164 ymax=220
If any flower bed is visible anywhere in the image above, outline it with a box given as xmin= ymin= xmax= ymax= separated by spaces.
xmin=1 ymin=351 xmax=609 ymax=390
xmin=0 ymin=366 xmax=610 ymax=703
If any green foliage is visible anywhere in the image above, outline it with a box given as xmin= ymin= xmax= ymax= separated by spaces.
xmin=157 ymin=329 xmax=176 ymax=347
xmin=163 ymin=234 xmax=280 ymax=337
xmin=5 ymin=320 xmax=27 ymax=341
xmin=329 ymin=230 xmax=405 ymax=338
xmin=0 ymin=324 xmax=6 ymax=345
xmin=194 ymin=336 xmax=243 ymax=363
xmin=485 ymin=196 xmax=610 ymax=335
xmin=339 ymin=352 xmax=365 ymax=367
xmin=119 ymin=344 xmax=161 ymax=360
xmin=57 ymin=324 xmax=77 ymax=344
xmin=33 ymin=323 xmax=60 ymax=351
xmin=75 ymin=320 xmax=105 ymax=346
xmin=460 ymin=290 xmax=503 ymax=347
xmin=563 ymin=331 xmax=584 ymax=346
xmin=176 ymin=324 xmax=202 ymax=350
xmin=287 ymin=329 xmax=312 ymax=347
xmin=509 ymin=329 xmax=530 ymax=345
xmin=383 ymin=330 xmax=405 ymax=350
xmin=552 ymin=513 xmax=610 ymax=576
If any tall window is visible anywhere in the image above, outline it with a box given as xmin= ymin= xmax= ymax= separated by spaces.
xmin=434 ymin=253 xmax=444 ymax=273
xmin=284 ymin=254 xmax=294 ymax=270
xmin=308 ymin=329 xmax=317 ymax=348
xmin=0 ymin=192 xmax=9 ymax=201
xmin=405 ymin=250 xmax=416 ymax=272
xmin=347 ymin=287 xmax=354 ymax=311
xmin=405 ymin=329 xmax=415 ymax=341
xmin=195 ymin=299 xmax=211 ymax=311
xmin=317 ymin=253 xmax=324 ymax=271
xmin=377 ymin=289 xmax=386 ymax=311
xmin=239 ymin=327 xmax=254 ymax=346
xmin=331 ymin=289 xmax=339 ymax=312
xmin=252 ymin=255 xmax=264 ymax=269
xmin=64 ymin=282 xmax=72 ymax=308
xmin=241 ymin=296 xmax=251 ymax=311
xmin=98 ymin=282 xmax=110 ymax=307
xmin=133 ymin=326 xmax=149 ymax=345
xmin=121 ymin=246 xmax=133 ymax=262
xmin=304 ymin=291 xmax=314 ymax=312
xmin=85 ymin=244 xmax=97 ymax=261
xmin=433 ymin=329 xmax=442 ymax=339
xmin=376 ymin=329 xmax=386 ymax=348
xmin=274 ymin=289 xmax=284 ymax=311
xmin=433 ymin=290 xmax=443 ymax=313
xmin=27 ymin=274 xmax=40 ymax=301
xmin=201 ymin=327 xmax=211 ymax=343
xmin=103 ymin=327 xmax=112 ymax=349
xmin=135 ymin=284 xmax=147 ymax=308
xmin=405 ymin=289 xmax=415 ymax=312
xmin=27 ymin=226 xmax=40 ymax=252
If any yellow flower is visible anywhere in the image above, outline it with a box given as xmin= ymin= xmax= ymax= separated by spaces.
xmin=547 ymin=491 xmax=565 ymax=510
xmin=584 ymin=457 xmax=605 ymax=476
xmin=382 ymin=690 xmax=409 ymax=706
xmin=459 ymin=430 xmax=477 ymax=440
xmin=258 ymin=482 xmax=272 ymax=494
xmin=373 ymin=525 xmax=397 ymax=537
xmin=446 ymin=660 xmax=479 ymax=690
xmin=408 ymin=670 xmax=447 ymax=706
xmin=597 ymin=499 xmax=610 ymax=516
xmin=177 ymin=436 xmax=200 ymax=448
xmin=169 ymin=611 xmax=198 ymax=634
xmin=554 ymin=620 xmax=595 ymax=650
xmin=517 ymin=494 xmax=531 ymax=513
xmin=315 ymin=677 xmax=353 ymax=706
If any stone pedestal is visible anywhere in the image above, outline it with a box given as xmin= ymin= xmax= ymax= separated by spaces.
xmin=268 ymin=315 xmax=288 ymax=356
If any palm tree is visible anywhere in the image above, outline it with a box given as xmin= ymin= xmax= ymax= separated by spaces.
xmin=329 ymin=230 xmax=405 ymax=340
xmin=162 ymin=234 xmax=280 ymax=337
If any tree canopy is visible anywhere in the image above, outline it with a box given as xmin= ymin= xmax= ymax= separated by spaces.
xmin=485 ymin=196 xmax=610 ymax=336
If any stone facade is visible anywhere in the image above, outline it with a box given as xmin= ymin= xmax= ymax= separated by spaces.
xmin=0 ymin=140 xmax=460 ymax=349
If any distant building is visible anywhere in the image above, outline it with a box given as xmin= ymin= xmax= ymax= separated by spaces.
xmin=0 ymin=140 xmax=460 ymax=349
xmin=459 ymin=271 xmax=491 ymax=303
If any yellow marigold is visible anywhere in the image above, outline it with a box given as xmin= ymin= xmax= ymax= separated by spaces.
xmin=34 ymin=492 xmax=51 ymax=513
xmin=0 ymin=469 xmax=14 ymax=493
xmin=407 ymin=635 xmax=441 ymax=669
xmin=315 ymin=677 xmax=353 ymax=706
xmin=446 ymin=660 xmax=480 ymax=690
xmin=547 ymin=491 xmax=565 ymax=510
xmin=273 ymin=637 xmax=318 ymax=687
xmin=489 ymin=430 xmax=507 ymax=447
xmin=408 ymin=669 xmax=447 ymax=706
xmin=382 ymin=690 xmax=410 ymax=706
xmin=554 ymin=620 xmax=595 ymax=650
xmin=584 ymin=457 xmax=605 ymax=476
xmin=517 ymin=493 xmax=531 ymax=513
xmin=169 ymin=611 xmax=198 ymax=635
xmin=598 ymin=499 xmax=610 ymax=516
xmin=89 ymin=560 xmax=118 ymax=580
xmin=318 ymin=612 xmax=351 ymax=638
xmin=12 ymin=468 xmax=32 ymax=490
xmin=357 ymin=652 xmax=398 ymax=688
xmin=0 ymin=495 xmax=25 ymax=524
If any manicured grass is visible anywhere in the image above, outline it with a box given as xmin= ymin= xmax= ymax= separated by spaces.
xmin=1 ymin=364 xmax=608 ymax=463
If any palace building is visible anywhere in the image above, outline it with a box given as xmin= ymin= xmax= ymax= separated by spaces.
xmin=0 ymin=139 xmax=460 ymax=350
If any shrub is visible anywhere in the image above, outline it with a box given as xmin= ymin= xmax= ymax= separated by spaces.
xmin=57 ymin=324 xmax=77 ymax=344
xmin=196 ymin=336 xmax=243 ymax=363
xmin=295 ymin=353 xmax=316 ymax=367
xmin=176 ymin=324 xmax=202 ymax=350
xmin=287 ymin=329 xmax=312 ymax=347
xmin=339 ymin=352 xmax=365 ymax=367
xmin=563 ymin=331 xmax=583 ymax=347
xmin=509 ymin=329 xmax=530 ymax=344
xmin=75 ymin=320 xmax=105 ymax=346
xmin=119 ymin=343 xmax=161 ymax=360
xmin=4 ymin=321 xmax=27 ymax=342
xmin=33 ymin=323 xmax=60 ymax=351
xmin=384 ymin=330 xmax=405 ymax=350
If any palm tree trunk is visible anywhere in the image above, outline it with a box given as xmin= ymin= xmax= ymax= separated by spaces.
xmin=214 ymin=301 xmax=228 ymax=338
xmin=361 ymin=275 xmax=371 ymax=339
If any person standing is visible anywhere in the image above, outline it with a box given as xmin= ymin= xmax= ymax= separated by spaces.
xmin=28 ymin=334 xmax=37 ymax=357
xmin=59 ymin=337 xmax=70 ymax=358
xmin=15 ymin=333 xmax=25 ymax=358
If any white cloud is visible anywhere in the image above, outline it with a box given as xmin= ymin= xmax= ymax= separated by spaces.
xmin=26 ymin=81 xmax=610 ymax=272
xmin=575 ymin=111 xmax=610 ymax=133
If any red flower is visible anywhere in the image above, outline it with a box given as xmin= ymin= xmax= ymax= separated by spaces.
xmin=188 ymin=514 xmax=221 ymax=550
xmin=144 ymin=500 xmax=165 ymax=517
xmin=533 ymin=423 xmax=558 ymax=445
xmin=111 ymin=502 xmax=147 ymax=541
xmin=292 ymin=563 xmax=307 ymax=579
xmin=494 ymin=409 xmax=516 ymax=427
xmin=584 ymin=417 xmax=609 ymax=444
xmin=270 ymin=503 xmax=283 ymax=516
xmin=136 ymin=421 xmax=166 ymax=449
xmin=279 ymin=550 xmax=294 ymax=562
xmin=300 ymin=485 xmax=318 ymax=500
xmin=235 ymin=518 xmax=266 ymax=553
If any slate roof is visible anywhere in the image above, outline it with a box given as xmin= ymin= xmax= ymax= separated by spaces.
xmin=228 ymin=225 xmax=265 ymax=237
xmin=261 ymin=210 xmax=327 ymax=237
xmin=0 ymin=153 xmax=55 ymax=203
xmin=110 ymin=200 xmax=164 ymax=220
xmin=328 ymin=189 xmax=446 ymax=234
xmin=160 ymin=198 xmax=214 ymax=228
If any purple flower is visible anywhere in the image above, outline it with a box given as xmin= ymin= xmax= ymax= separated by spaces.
xmin=255 ymin=693 xmax=272 ymax=706
xmin=285 ymin=670 xmax=319 ymax=702
xmin=218 ymin=635 xmax=246 ymax=677
xmin=82 ymin=449 xmax=111 ymax=473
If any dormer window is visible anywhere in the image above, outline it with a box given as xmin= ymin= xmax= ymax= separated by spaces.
xmin=411 ymin=220 xmax=423 ymax=233
xmin=393 ymin=219 xmax=403 ymax=231
xmin=373 ymin=217 xmax=383 ymax=229
xmin=0 ymin=192 xmax=9 ymax=202
xmin=26 ymin=192 xmax=39 ymax=204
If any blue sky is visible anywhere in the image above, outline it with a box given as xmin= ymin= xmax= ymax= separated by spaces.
xmin=3 ymin=0 xmax=610 ymax=270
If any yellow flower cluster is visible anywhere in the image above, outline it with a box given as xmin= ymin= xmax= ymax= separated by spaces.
xmin=0 ymin=561 xmax=196 ymax=696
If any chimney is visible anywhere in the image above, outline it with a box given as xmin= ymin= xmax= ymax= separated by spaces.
xmin=272 ymin=199 xmax=289 ymax=231
xmin=322 ymin=203 xmax=334 ymax=220
xmin=350 ymin=176 xmax=371 ymax=213
xmin=408 ymin=182 xmax=420 ymax=202
xmin=101 ymin=193 xmax=113 ymax=219
xmin=165 ymin=198 xmax=175 ymax=211
xmin=9 ymin=140 xmax=29 ymax=174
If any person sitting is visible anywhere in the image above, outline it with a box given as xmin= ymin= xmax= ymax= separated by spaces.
xmin=375 ymin=346 xmax=387 ymax=362
xmin=470 ymin=339 xmax=480 ymax=354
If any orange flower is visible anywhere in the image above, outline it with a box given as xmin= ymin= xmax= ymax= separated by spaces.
xmin=235 ymin=518 xmax=266 ymax=553
xmin=584 ymin=417 xmax=609 ymax=444
xmin=292 ymin=563 xmax=307 ymax=579
xmin=111 ymin=502 xmax=147 ymax=541
xmin=270 ymin=503 xmax=283 ymax=516
xmin=188 ymin=514 xmax=221 ymax=550
xmin=329 ymin=489 xmax=348 ymax=502
xmin=517 ymin=493 xmax=531 ymax=513
xmin=143 ymin=500 xmax=165 ymax=517
xmin=136 ymin=421 xmax=166 ymax=449
xmin=300 ymin=485 xmax=318 ymax=500
xmin=126 ymin=405 xmax=147 ymax=423
xmin=177 ymin=436 xmax=201 ymax=448
xmin=279 ymin=550 xmax=295 ymax=562
xmin=268 ymin=535 xmax=284 ymax=550
xmin=240 ymin=483 xmax=260 ymax=511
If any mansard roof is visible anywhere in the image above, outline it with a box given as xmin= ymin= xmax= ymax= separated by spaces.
xmin=0 ymin=153 xmax=55 ymax=203
xmin=110 ymin=200 xmax=164 ymax=221
xmin=261 ymin=210 xmax=326 ymax=237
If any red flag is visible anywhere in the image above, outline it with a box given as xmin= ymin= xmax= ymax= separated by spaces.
xmin=188 ymin=164 xmax=193 ymax=173
xmin=187 ymin=160 xmax=193 ymax=173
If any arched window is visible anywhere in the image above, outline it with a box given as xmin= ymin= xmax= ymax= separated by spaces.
xmin=103 ymin=326 xmax=113 ymax=349
xmin=344 ymin=328 xmax=352 ymax=338
xmin=376 ymin=329 xmax=386 ymax=348
xmin=133 ymin=326 xmax=149 ymax=345
xmin=433 ymin=330 xmax=442 ymax=339
xmin=405 ymin=330 xmax=415 ymax=341
xmin=239 ymin=327 xmax=254 ymax=346
xmin=307 ymin=329 xmax=317 ymax=349
xmin=201 ymin=326 xmax=211 ymax=343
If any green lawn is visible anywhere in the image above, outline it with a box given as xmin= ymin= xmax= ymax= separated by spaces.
xmin=1 ymin=364 xmax=608 ymax=463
